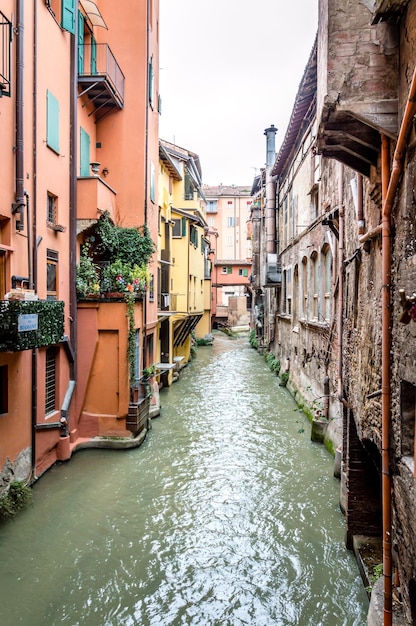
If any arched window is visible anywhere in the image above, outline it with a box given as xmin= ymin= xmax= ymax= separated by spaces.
xmin=311 ymin=251 xmax=319 ymax=320
xmin=302 ymin=257 xmax=308 ymax=318
xmin=322 ymin=244 xmax=332 ymax=321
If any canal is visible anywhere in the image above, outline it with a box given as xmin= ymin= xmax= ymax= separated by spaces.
xmin=0 ymin=333 xmax=369 ymax=626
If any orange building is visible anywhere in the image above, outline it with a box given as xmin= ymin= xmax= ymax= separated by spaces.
xmin=202 ymin=185 xmax=253 ymax=326
xmin=0 ymin=0 xmax=160 ymax=487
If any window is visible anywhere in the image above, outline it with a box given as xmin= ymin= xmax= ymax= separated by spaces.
xmin=61 ymin=0 xmax=76 ymax=33
xmin=0 ymin=11 xmax=12 ymax=97
xmin=150 ymin=161 xmax=155 ymax=202
xmin=208 ymin=216 xmax=214 ymax=226
xmin=401 ymin=381 xmax=415 ymax=477
xmin=302 ymin=257 xmax=308 ymax=318
xmin=46 ymin=249 xmax=58 ymax=300
xmin=206 ymin=200 xmax=218 ymax=213
xmin=45 ymin=347 xmax=57 ymax=415
xmin=0 ymin=251 xmax=5 ymax=298
xmin=221 ymin=267 xmax=228 ymax=274
xmin=148 ymin=56 xmax=154 ymax=107
xmin=78 ymin=11 xmax=85 ymax=73
xmin=172 ymin=218 xmax=186 ymax=238
xmin=0 ymin=365 xmax=8 ymax=414
xmin=227 ymin=217 xmax=235 ymax=227
xmin=190 ymin=225 xmax=198 ymax=247
xmin=238 ymin=268 xmax=248 ymax=277
xmin=184 ymin=173 xmax=194 ymax=201
xmin=149 ymin=275 xmax=154 ymax=302
xmin=221 ymin=266 xmax=232 ymax=275
xmin=47 ymin=193 xmax=57 ymax=224
xmin=80 ymin=128 xmax=90 ymax=176
xmin=46 ymin=90 xmax=60 ymax=153
xmin=323 ymin=246 xmax=332 ymax=321
xmin=311 ymin=252 xmax=319 ymax=319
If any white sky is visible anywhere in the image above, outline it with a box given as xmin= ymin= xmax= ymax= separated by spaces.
xmin=159 ymin=0 xmax=318 ymax=187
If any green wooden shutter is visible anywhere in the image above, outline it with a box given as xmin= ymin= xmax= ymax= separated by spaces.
xmin=181 ymin=218 xmax=187 ymax=237
xmin=148 ymin=57 xmax=154 ymax=106
xmin=80 ymin=128 xmax=90 ymax=176
xmin=243 ymin=269 xmax=248 ymax=277
xmin=62 ymin=0 xmax=76 ymax=34
xmin=227 ymin=267 xmax=232 ymax=274
xmin=78 ymin=12 xmax=84 ymax=73
xmin=46 ymin=90 xmax=59 ymax=153
xmin=91 ymin=35 xmax=97 ymax=75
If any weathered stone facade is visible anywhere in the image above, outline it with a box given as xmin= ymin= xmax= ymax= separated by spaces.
xmin=250 ymin=0 xmax=416 ymax=623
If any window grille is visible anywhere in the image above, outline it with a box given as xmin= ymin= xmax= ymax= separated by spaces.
xmin=45 ymin=347 xmax=56 ymax=415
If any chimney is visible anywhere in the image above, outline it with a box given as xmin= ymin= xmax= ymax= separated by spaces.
xmin=264 ymin=124 xmax=277 ymax=168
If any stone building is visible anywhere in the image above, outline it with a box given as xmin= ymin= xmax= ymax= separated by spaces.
xmin=251 ymin=1 xmax=416 ymax=623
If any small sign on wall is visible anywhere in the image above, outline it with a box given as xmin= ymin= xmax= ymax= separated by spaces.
xmin=18 ymin=314 xmax=39 ymax=332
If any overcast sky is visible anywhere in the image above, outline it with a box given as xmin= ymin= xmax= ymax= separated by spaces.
xmin=159 ymin=0 xmax=318 ymax=187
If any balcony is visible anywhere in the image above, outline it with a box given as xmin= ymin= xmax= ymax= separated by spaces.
xmin=317 ymin=2 xmax=399 ymax=176
xmin=372 ymin=0 xmax=410 ymax=22
xmin=77 ymin=175 xmax=117 ymax=222
xmin=78 ymin=43 xmax=125 ymax=122
xmin=0 ymin=300 xmax=64 ymax=351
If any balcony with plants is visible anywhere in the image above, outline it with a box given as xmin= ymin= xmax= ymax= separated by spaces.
xmin=76 ymin=211 xmax=155 ymax=302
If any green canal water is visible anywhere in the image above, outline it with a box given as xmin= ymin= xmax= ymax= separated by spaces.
xmin=0 ymin=333 xmax=369 ymax=625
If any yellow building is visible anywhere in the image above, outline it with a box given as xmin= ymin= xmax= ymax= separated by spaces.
xmin=157 ymin=140 xmax=211 ymax=386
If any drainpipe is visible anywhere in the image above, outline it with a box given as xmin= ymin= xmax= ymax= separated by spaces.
xmin=379 ymin=64 xmax=416 ymax=625
xmin=12 ymin=1 xmax=25 ymax=231
xmin=142 ymin=0 xmax=151 ymax=362
xmin=337 ymin=163 xmax=344 ymax=407
xmin=69 ymin=2 xmax=78 ymax=384
xmin=381 ymin=132 xmax=393 ymax=626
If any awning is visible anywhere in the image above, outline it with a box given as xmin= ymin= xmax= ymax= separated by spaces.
xmin=79 ymin=0 xmax=108 ymax=29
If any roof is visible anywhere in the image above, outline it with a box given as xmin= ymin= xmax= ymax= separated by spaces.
xmin=271 ymin=36 xmax=317 ymax=179
xmin=202 ymin=184 xmax=252 ymax=197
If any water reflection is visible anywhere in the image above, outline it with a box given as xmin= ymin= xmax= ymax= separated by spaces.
xmin=0 ymin=334 xmax=368 ymax=625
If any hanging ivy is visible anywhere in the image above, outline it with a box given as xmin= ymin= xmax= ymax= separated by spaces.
xmin=0 ymin=300 xmax=64 ymax=351
xmin=125 ymin=293 xmax=136 ymax=389
xmin=93 ymin=211 xmax=156 ymax=267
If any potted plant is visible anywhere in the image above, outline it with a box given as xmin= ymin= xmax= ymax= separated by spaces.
xmin=76 ymin=251 xmax=100 ymax=298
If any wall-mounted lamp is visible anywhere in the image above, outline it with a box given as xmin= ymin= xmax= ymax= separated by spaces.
xmin=102 ymin=167 xmax=109 ymax=177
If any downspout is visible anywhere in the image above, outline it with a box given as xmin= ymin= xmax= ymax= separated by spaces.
xmin=12 ymin=0 xmax=25 ymax=232
xmin=31 ymin=3 xmax=38 ymax=479
xmin=143 ymin=0 xmax=150 ymax=359
xmin=69 ymin=1 xmax=78 ymax=383
xmin=381 ymin=132 xmax=393 ymax=626
xmin=379 ymin=64 xmax=416 ymax=626
xmin=356 ymin=174 xmax=364 ymax=236
xmin=337 ymin=163 xmax=344 ymax=408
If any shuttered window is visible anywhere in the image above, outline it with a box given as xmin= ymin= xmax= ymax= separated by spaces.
xmin=80 ymin=128 xmax=90 ymax=176
xmin=61 ymin=0 xmax=76 ymax=34
xmin=46 ymin=90 xmax=60 ymax=153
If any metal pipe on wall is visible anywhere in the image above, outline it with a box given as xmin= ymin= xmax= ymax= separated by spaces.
xmin=379 ymin=63 xmax=416 ymax=625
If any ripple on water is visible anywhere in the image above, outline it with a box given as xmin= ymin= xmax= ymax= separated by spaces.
xmin=0 ymin=334 xmax=368 ymax=626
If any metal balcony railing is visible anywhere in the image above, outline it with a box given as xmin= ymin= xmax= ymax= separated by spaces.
xmin=78 ymin=43 xmax=125 ymax=121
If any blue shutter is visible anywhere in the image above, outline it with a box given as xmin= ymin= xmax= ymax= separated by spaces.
xmin=91 ymin=35 xmax=97 ymax=75
xmin=148 ymin=57 xmax=154 ymax=105
xmin=62 ymin=0 xmax=76 ymax=34
xmin=46 ymin=90 xmax=59 ymax=153
xmin=78 ymin=12 xmax=84 ymax=73
xmin=80 ymin=128 xmax=90 ymax=176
